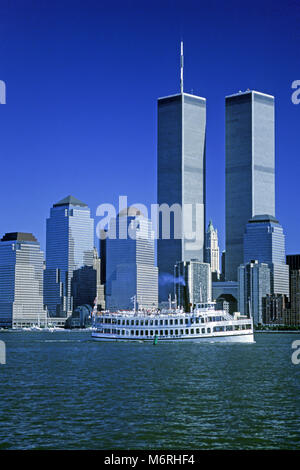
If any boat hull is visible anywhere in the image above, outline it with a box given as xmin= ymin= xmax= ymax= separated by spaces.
xmin=91 ymin=332 xmax=254 ymax=343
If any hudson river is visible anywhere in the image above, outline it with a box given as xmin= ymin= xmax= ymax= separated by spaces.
xmin=0 ymin=331 xmax=299 ymax=449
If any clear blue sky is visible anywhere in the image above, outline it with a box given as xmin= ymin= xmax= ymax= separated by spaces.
xmin=0 ymin=0 xmax=299 ymax=254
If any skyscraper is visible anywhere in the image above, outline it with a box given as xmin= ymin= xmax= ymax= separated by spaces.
xmin=174 ymin=259 xmax=211 ymax=311
xmin=44 ymin=196 xmax=94 ymax=317
xmin=205 ymin=220 xmax=220 ymax=280
xmin=105 ymin=207 xmax=158 ymax=310
xmin=0 ymin=232 xmax=47 ymax=328
xmin=225 ymin=90 xmax=275 ymax=281
xmin=71 ymin=248 xmax=105 ymax=311
xmin=243 ymin=215 xmax=289 ymax=297
xmin=157 ymin=43 xmax=206 ymax=300
xmin=238 ymin=260 xmax=271 ymax=324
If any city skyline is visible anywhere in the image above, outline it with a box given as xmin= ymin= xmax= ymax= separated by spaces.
xmin=0 ymin=1 xmax=299 ymax=256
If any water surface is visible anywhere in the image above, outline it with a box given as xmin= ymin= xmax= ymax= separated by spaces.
xmin=0 ymin=331 xmax=299 ymax=449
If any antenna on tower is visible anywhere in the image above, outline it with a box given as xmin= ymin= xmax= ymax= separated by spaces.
xmin=180 ymin=41 xmax=184 ymax=94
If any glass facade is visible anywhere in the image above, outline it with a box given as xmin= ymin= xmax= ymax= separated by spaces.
xmin=225 ymin=91 xmax=275 ymax=281
xmin=105 ymin=210 xmax=158 ymax=310
xmin=44 ymin=196 xmax=94 ymax=317
xmin=157 ymin=92 xmax=206 ymax=300
xmin=243 ymin=215 xmax=289 ymax=297
xmin=0 ymin=233 xmax=47 ymax=328
xmin=238 ymin=261 xmax=271 ymax=324
xmin=175 ymin=260 xmax=211 ymax=311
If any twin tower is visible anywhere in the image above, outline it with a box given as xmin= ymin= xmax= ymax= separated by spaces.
xmin=157 ymin=44 xmax=275 ymax=299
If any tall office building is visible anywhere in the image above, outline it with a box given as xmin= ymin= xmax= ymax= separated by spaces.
xmin=71 ymin=248 xmax=105 ymax=311
xmin=174 ymin=260 xmax=211 ymax=311
xmin=105 ymin=207 xmax=158 ymax=310
xmin=44 ymin=196 xmax=94 ymax=317
xmin=238 ymin=260 xmax=271 ymax=324
xmin=0 ymin=233 xmax=47 ymax=328
xmin=205 ymin=220 xmax=220 ymax=280
xmin=286 ymin=255 xmax=300 ymax=325
xmin=157 ymin=43 xmax=206 ymax=301
xmin=243 ymin=215 xmax=289 ymax=297
xmin=225 ymin=90 xmax=275 ymax=281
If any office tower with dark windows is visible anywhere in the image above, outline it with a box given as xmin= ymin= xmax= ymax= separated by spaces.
xmin=238 ymin=260 xmax=271 ymax=325
xmin=174 ymin=260 xmax=211 ymax=311
xmin=71 ymin=248 xmax=105 ymax=311
xmin=157 ymin=43 xmax=206 ymax=301
xmin=44 ymin=196 xmax=94 ymax=317
xmin=225 ymin=90 xmax=275 ymax=281
xmin=0 ymin=232 xmax=47 ymax=328
xmin=286 ymin=255 xmax=300 ymax=325
xmin=105 ymin=207 xmax=158 ymax=311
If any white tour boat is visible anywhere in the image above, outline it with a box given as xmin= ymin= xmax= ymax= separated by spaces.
xmin=91 ymin=301 xmax=254 ymax=343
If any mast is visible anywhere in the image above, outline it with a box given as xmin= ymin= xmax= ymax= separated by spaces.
xmin=180 ymin=41 xmax=184 ymax=94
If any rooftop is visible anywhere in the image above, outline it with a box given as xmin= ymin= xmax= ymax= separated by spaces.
xmin=248 ymin=214 xmax=279 ymax=224
xmin=1 ymin=232 xmax=38 ymax=243
xmin=53 ymin=195 xmax=88 ymax=208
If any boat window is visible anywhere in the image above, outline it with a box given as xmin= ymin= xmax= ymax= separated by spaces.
xmin=122 ymin=330 xmax=125 ymax=335
xmin=180 ymin=319 xmax=183 ymax=325
xmin=160 ymin=330 xmax=164 ymax=335
xmin=226 ymin=326 xmax=233 ymax=331
xmin=175 ymin=329 xmax=178 ymax=335
xmin=196 ymin=328 xmax=199 ymax=334
xmin=201 ymin=328 xmax=205 ymax=334
xmin=185 ymin=329 xmax=189 ymax=334
xmin=140 ymin=330 xmax=144 ymax=336
xmin=145 ymin=320 xmax=149 ymax=325
xmin=190 ymin=329 xmax=194 ymax=334
xmin=150 ymin=330 xmax=153 ymax=335
xmin=175 ymin=319 xmax=178 ymax=325
xmin=131 ymin=330 xmax=134 ymax=335
xmin=170 ymin=319 xmax=173 ymax=325
xmin=207 ymin=328 xmax=211 ymax=333
xmin=150 ymin=320 xmax=153 ymax=325
xmin=160 ymin=320 xmax=163 ymax=325
xmin=122 ymin=320 xmax=125 ymax=325
xmin=213 ymin=326 xmax=224 ymax=332
xmin=117 ymin=330 xmax=120 ymax=335
xmin=201 ymin=318 xmax=204 ymax=323
xmin=195 ymin=318 xmax=199 ymax=324
xmin=165 ymin=320 xmax=168 ymax=325
xmin=135 ymin=330 xmax=139 ymax=336
xmin=180 ymin=329 xmax=184 ymax=335
xmin=131 ymin=320 xmax=134 ymax=326
xmin=117 ymin=320 xmax=121 ymax=325
xmin=126 ymin=320 xmax=129 ymax=325
xmin=170 ymin=330 xmax=173 ymax=335
xmin=155 ymin=320 xmax=158 ymax=326
xmin=155 ymin=330 xmax=159 ymax=335
xmin=145 ymin=330 xmax=149 ymax=336
xmin=140 ymin=320 xmax=144 ymax=326
xmin=165 ymin=330 xmax=168 ymax=335
xmin=135 ymin=320 xmax=139 ymax=325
